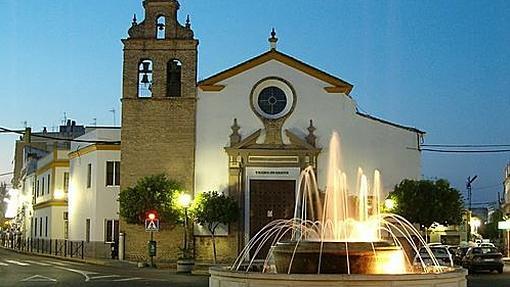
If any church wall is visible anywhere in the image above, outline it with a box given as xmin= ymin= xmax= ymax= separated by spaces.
xmin=196 ymin=59 xmax=421 ymax=199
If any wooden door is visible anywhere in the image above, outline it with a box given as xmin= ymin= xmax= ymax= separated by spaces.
xmin=249 ymin=180 xmax=296 ymax=258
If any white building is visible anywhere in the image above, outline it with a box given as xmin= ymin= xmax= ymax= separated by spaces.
xmin=68 ymin=127 xmax=121 ymax=258
xmin=195 ymin=45 xmax=424 ymax=241
xmin=32 ymin=148 xmax=70 ymax=240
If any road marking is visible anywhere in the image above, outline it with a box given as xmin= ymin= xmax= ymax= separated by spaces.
xmin=24 ymin=260 xmax=51 ymax=266
xmin=20 ymin=275 xmax=57 ymax=282
xmin=0 ymin=262 xmax=8 ymax=266
xmin=113 ymin=277 xmax=142 ymax=282
xmin=45 ymin=260 xmax=67 ymax=266
xmin=90 ymin=275 xmax=121 ymax=280
xmin=55 ymin=266 xmax=98 ymax=282
xmin=5 ymin=260 xmax=29 ymax=266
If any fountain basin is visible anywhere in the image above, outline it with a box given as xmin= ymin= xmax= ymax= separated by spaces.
xmin=273 ymin=240 xmax=402 ymax=274
xmin=209 ymin=267 xmax=467 ymax=287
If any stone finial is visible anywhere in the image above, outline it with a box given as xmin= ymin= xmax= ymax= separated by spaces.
xmin=185 ymin=15 xmax=191 ymax=28
xmin=305 ymin=119 xmax=317 ymax=147
xmin=268 ymin=28 xmax=278 ymax=50
xmin=230 ymin=118 xmax=241 ymax=146
xmin=132 ymin=14 xmax=138 ymax=26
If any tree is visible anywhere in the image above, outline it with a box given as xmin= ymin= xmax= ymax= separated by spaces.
xmin=119 ymin=174 xmax=182 ymax=225
xmin=388 ymin=179 xmax=464 ymax=227
xmin=190 ymin=191 xmax=240 ymax=264
xmin=480 ymin=209 xmax=504 ymax=243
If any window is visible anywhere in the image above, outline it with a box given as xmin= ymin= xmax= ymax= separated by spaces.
xmin=63 ymin=172 xmax=69 ymax=193
xmin=86 ymin=219 xmax=91 ymax=243
xmin=39 ymin=217 xmax=43 ymax=237
xmin=87 ymin=164 xmax=92 ymax=188
xmin=42 ymin=177 xmax=45 ymax=195
xmin=47 ymin=174 xmax=51 ymax=194
xmin=45 ymin=216 xmax=48 ymax=237
xmin=156 ymin=16 xmax=166 ymax=39
xmin=258 ymin=87 xmax=287 ymax=115
xmin=138 ymin=60 xmax=153 ymax=98
xmin=167 ymin=59 xmax=181 ymax=97
xmin=34 ymin=218 xmax=37 ymax=238
xmin=106 ymin=161 xmax=120 ymax=186
xmin=63 ymin=212 xmax=69 ymax=240
xmin=36 ymin=180 xmax=39 ymax=197
xmin=104 ymin=219 xmax=120 ymax=243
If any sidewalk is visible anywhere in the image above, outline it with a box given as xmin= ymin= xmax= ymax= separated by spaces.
xmin=1 ymin=245 xmax=216 ymax=275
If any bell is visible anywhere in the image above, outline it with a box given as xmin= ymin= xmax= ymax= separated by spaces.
xmin=141 ymin=62 xmax=151 ymax=73
xmin=141 ymin=74 xmax=150 ymax=85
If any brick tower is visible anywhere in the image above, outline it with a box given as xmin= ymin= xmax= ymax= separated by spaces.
xmin=121 ymin=0 xmax=197 ymax=190
xmin=120 ymin=0 xmax=198 ymax=260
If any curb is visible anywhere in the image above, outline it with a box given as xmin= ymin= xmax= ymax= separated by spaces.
xmin=0 ymin=246 xmax=135 ymax=268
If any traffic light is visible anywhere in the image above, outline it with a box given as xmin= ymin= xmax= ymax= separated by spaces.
xmin=146 ymin=210 xmax=158 ymax=221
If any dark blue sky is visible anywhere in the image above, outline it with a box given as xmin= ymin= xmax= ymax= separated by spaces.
xmin=1 ymin=0 xmax=509 ymax=204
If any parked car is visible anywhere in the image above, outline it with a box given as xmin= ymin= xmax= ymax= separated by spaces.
xmin=447 ymin=246 xmax=458 ymax=257
xmin=414 ymin=246 xmax=454 ymax=268
xmin=462 ymin=246 xmax=504 ymax=274
xmin=479 ymin=242 xmax=495 ymax=248
xmin=453 ymin=246 xmax=470 ymax=266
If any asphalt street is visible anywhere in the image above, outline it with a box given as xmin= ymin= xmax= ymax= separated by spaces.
xmin=1 ymin=247 xmax=509 ymax=287
xmin=467 ymin=265 xmax=510 ymax=287
xmin=0 ymin=248 xmax=208 ymax=287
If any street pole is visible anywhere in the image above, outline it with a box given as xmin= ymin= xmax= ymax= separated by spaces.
xmin=466 ymin=175 xmax=478 ymax=242
xmin=150 ymin=231 xmax=154 ymax=267
xmin=183 ymin=207 xmax=188 ymax=252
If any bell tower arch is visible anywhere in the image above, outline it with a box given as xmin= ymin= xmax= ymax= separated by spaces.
xmin=120 ymin=0 xmax=198 ymax=191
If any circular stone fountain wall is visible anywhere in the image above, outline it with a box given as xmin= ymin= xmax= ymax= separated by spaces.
xmin=209 ymin=267 xmax=467 ymax=287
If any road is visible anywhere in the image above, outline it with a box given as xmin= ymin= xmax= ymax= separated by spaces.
xmin=1 ymin=247 xmax=508 ymax=287
xmin=0 ymin=248 xmax=209 ymax=287
xmin=467 ymin=265 xmax=510 ymax=287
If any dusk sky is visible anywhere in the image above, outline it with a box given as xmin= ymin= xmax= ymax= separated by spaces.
xmin=0 ymin=1 xmax=509 ymax=205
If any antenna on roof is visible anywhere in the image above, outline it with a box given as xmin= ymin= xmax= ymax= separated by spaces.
xmin=109 ymin=108 xmax=116 ymax=126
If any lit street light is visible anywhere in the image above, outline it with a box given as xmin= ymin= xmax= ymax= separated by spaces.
xmin=384 ymin=198 xmax=396 ymax=211
xmin=177 ymin=193 xmax=192 ymax=255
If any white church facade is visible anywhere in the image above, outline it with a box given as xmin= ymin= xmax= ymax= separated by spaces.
xmin=119 ymin=0 xmax=424 ymax=262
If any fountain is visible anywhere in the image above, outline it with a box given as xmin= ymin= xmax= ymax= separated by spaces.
xmin=210 ymin=132 xmax=467 ymax=287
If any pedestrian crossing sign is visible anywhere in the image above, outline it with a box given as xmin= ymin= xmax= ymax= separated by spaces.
xmin=144 ymin=219 xmax=160 ymax=232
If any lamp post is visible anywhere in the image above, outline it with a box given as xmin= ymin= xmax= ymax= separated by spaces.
xmin=466 ymin=175 xmax=478 ymax=242
xmin=178 ymin=193 xmax=192 ymax=253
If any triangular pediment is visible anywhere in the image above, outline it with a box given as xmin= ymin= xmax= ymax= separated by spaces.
xmin=198 ymin=49 xmax=353 ymax=94
xmin=227 ymin=129 xmax=320 ymax=152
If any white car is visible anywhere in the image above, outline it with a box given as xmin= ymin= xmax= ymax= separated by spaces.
xmin=414 ymin=246 xmax=454 ymax=268
xmin=479 ymin=242 xmax=495 ymax=248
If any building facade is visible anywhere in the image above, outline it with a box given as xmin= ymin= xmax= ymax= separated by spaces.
xmin=68 ymin=128 xmax=121 ymax=258
xmin=119 ymin=0 xmax=424 ymax=262
xmin=32 ymin=148 xmax=70 ymax=240
xmin=11 ymin=121 xmax=85 ymax=241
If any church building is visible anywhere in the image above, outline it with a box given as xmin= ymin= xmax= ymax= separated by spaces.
xmin=120 ymin=0 xmax=424 ymax=262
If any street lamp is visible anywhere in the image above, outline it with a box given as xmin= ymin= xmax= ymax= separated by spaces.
xmin=384 ymin=198 xmax=396 ymax=211
xmin=178 ymin=193 xmax=192 ymax=255
xmin=466 ymin=175 xmax=478 ymax=242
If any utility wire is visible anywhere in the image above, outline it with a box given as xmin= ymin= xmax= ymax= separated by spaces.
xmin=0 ymin=126 xmax=120 ymax=144
xmin=423 ymin=144 xmax=510 ymax=148
xmin=0 ymin=172 xmax=13 ymax=177
xmin=409 ymin=147 xmax=510 ymax=153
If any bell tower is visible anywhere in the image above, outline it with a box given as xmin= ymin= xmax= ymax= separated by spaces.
xmin=120 ymin=0 xmax=198 ymax=191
